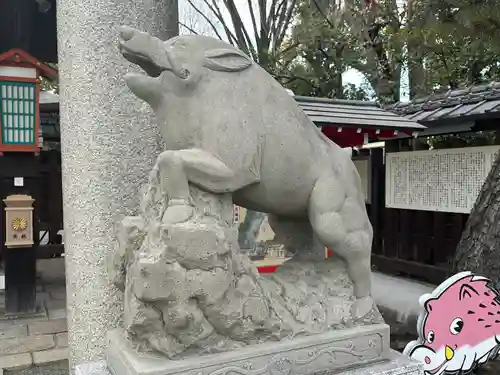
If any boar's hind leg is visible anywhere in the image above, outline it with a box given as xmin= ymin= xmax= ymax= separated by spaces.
xmin=267 ymin=215 xmax=326 ymax=261
xmin=308 ymin=173 xmax=374 ymax=320
xmin=158 ymin=149 xmax=252 ymax=225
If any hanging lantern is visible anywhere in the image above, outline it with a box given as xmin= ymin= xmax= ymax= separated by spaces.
xmin=0 ymin=48 xmax=57 ymax=153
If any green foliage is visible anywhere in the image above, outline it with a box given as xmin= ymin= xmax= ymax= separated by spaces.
xmin=401 ymin=0 xmax=500 ymax=93
xmin=428 ymin=132 xmax=497 ymax=150
xmin=40 ymin=62 xmax=58 ymax=93
xmin=288 ymin=0 xmax=500 ymax=101
xmin=284 ymin=0 xmax=404 ymax=103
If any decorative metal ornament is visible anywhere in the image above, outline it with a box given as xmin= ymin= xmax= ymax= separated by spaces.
xmin=11 ymin=217 xmax=28 ymax=232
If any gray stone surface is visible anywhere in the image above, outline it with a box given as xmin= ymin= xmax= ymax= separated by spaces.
xmin=107 ymin=325 xmax=391 ymax=375
xmin=74 ymin=360 xmax=110 ymax=375
xmin=74 ymin=346 xmax=423 ymax=375
xmin=0 ymin=326 xmax=28 ymax=340
xmin=344 ymin=351 xmax=423 ymax=375
xmin=28 ymin=319 xmax=67 ymax=336
xmin=118 ymin=27 xmax=374 ymax=322
xmin=0 ymin=353 xmax=32 ymax=371
xmin=56 ymin=333 xmax=69 ymax=348
xmin=6 ymin=361 xmax=69 ymax=375
xmin=56 ymin=0 xmax=178 ymax=371
xmin=76 ymin=352 xmax=423 ymax=375
xmin=0 ymin=336 xmax=55 ymax=357
xmin=112 ymin=28 xmax=382 ymax=359
xmin=32 ymin=348 xmax=69 ymax=365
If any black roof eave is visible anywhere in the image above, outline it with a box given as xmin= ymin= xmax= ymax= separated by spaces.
xmin=40 ymin=103 xmax=59 ymax=112
xmin=317 ymin=121 xmax=423 ymax=132
xmin=392 ymin=121 xmax=475 ymax=139
xmin=408 ymin=111 xmax=500 ymax=127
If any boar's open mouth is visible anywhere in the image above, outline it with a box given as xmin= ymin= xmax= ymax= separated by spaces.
xmin=120 ymin=47 xmax=165 ymax=78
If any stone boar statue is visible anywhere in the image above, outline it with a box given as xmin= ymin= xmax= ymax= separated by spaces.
xmin=119 ymin=26 xmax=374 ymax=319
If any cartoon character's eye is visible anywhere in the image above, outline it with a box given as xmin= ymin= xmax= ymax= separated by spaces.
xmin=450 ymin=318 xmax=464 ymax=335
xmin=427 ymin=330 xmax=435 ymax=343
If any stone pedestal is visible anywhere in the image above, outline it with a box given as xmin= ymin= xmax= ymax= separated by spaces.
xmin=74 ymin=325 xmax=423 ymax=375
xmin=56 ymin=0 xmax=178 ymax=371
xmin=105 ymin=325 xmax=392 ymax=375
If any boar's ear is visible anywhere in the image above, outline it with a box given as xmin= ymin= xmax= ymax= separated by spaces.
xmin=203 ymin=49 xmax=253 ymax=73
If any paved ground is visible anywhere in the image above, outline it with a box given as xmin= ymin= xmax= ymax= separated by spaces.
xmin=0 ymin=259 xmax=67 ymax=373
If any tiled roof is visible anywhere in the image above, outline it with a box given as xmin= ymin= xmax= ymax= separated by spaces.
xmin=295 ymin=96 xmax=426 ymax=131
xmin=390 ymin=82 xmax=500 ymax=123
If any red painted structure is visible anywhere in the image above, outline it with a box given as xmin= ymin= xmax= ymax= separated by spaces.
xmin=321 ymin=126 xmax=413 ymax=148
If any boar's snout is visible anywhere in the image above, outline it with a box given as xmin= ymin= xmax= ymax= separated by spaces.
xmin=120 ymin=26 xmax=135 ymax=42
xmin=119 ymin=26 xmax=171 ymax=78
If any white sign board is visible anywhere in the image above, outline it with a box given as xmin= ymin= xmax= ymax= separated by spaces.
xmin=385 ymin=145 xmax=500 ymax=213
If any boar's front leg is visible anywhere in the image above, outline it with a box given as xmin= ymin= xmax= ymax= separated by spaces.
xmin=157 ymin=148 xmax=258 ymax=225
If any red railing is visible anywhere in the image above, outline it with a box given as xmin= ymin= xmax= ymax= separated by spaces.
xmin=256 ymin=249 xmax=333 ymax=274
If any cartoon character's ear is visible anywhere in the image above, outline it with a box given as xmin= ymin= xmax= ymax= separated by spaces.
xmin=424 ymin=298 xmax=437 ymax=313
xmin=203 ymin=49 xmax=253 ymax=73
xmin=459 ymin=283 xmax=480 ymax=300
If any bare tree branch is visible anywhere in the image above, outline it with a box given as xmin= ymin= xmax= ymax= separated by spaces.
xmin=179 ymin=21 xmax=200 ymax=35
xmin=311 ymin=0 xmax=336 ymax=29
xmin=185 ymin=0 xmax=296 ymax=72
xmin=204 ymin=0 xmax=238 ymax=44
xmin=185 ymin=0 xmax=224 ymax=40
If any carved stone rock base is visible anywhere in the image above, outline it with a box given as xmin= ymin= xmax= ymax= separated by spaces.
xmin=106 ymin=324 xmax=395 ymax=375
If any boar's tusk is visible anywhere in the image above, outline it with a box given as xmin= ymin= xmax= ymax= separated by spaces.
xmin=203 ymin=49 xmax=253 ymax=73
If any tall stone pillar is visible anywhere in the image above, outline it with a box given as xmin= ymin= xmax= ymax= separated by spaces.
xmin=56 ymin=0 xmax=178 ymax=371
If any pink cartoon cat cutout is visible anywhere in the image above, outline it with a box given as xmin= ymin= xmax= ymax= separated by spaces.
xmin=404 ymin=271 xmax=500 ymax=375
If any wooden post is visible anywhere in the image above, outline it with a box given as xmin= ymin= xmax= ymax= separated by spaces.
xmin=2 ymin=154 xmax=40 ymax=315
xmin=382 ymin=139 xmax=400 ymax=259
xmin=48 ymin=150 xmax=60 ymax=245
xmin=4 ymin=248 xmax=37 ymax=315
xmin=370 ymin=148 xmax=384 ymax=255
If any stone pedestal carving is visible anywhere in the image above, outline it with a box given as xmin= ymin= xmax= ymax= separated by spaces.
xmin=78 ymin=350 xmax=424 ymax=375
xmin=106 ymin=325 xmax=390 ymax=375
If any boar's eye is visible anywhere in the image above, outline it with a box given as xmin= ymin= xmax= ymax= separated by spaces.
xmin=179 ymin=68 xmax=190 ymax=79
xmin=427 ymin=330 xmax=435 ymax=343
xmin=450 ymin=318 xmax=464 ymax=335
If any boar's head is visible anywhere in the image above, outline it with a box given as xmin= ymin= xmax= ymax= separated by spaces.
xmin=119 ymin=26 xmax=254 ymax=107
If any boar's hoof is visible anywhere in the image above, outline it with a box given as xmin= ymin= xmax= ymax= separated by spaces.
xmin=350 ymin=296 xmax=374 ymax=321
xmin=162 ymin=203 xmax=194 ymax=225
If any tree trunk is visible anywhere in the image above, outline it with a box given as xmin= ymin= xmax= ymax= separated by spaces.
xmin=407 ymin=0 xmax=427 ymax=99
xmin=453 ymin=151 xmax=500 ymax=290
